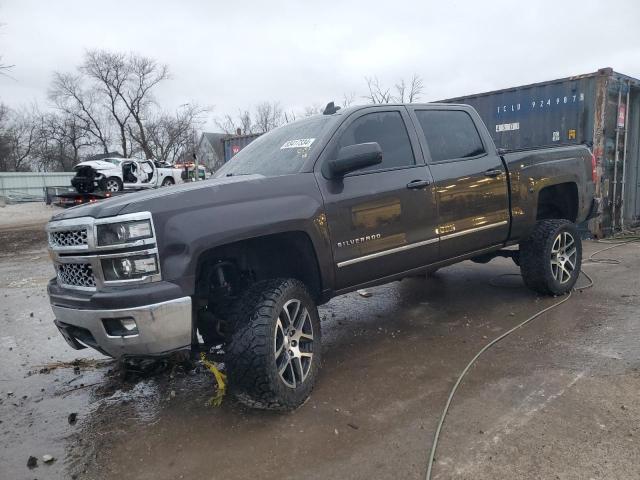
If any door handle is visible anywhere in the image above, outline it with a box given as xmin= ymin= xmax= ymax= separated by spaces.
xmin=484 ymin=169 xmax=503 ymax=177
xmin=406 ymin=179 xmax=431 ymax=189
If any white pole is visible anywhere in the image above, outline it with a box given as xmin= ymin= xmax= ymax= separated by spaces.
xmin=612 ymin=87 xmax=622 ymax=232
xmin=619 ymin=82 xmax=631 ymax=231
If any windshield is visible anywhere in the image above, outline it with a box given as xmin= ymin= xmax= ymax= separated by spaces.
xmin=214 ymin=116 xmax=334 ymax=177
xmin=105 ymin=158 xmax=122 ymax=166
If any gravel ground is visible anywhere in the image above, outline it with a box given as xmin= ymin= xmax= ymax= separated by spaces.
xmin=0 ymin=206 xmax=639 ymax=479
xmin=0 ymin=202 xmax=60 ymax=231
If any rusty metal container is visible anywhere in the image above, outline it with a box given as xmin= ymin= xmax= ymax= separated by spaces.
xmin=223 ymin=133 xmax=261 ymax=163
xmin=441 ymin=68 xmax=640 ymax=236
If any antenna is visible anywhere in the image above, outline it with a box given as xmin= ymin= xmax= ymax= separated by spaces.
xmin=323 ymin=102 xmax=341 ymax=115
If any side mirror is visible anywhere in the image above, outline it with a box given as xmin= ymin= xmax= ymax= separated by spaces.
xmin=328 ymin=142 xmax=383 ymax=178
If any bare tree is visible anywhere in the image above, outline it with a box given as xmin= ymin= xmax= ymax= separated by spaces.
xmin=37 ymin=112 xmax=93 ymax=171
xmin=146 ymin=103 xmax=207 ymax=163
xmin=216 ymin=109 xmax=255 ymax=135
xmin=363 ymin=76 xmax=392 ymax=104
xmin=342 ymin=91 xmax=356 ymax=108
xmin=303 ymin=104 xmax=323 ymax=117
xmin=408 ymin=74 xmax=424 ymax=103
xmin=283 ymin=110 xmax=296 ymax=123
xmin=0 ymin=55 xmax=13 ymax=75
xmin=363 ymin=74 xmax=424 ymax=104
xmin=49 ymin=72 xmax=111 ymax=153
xmin=216 ymin=113 xmax=242 ymax=135
xmin=0 ymin=103 xmax=8 ymax=124
xmin=238 ymin=110 xmax=252 ymax=134
xmin=119 ymin=54 xmax=170 ymax=158
xmin=80 ymin=50 xmax=132 ymax=156
xmin=0 ymin=103 xmax=11 ymax=170
xmin=253 ymin=101 xmax=283 ymax=133
xmin=0 ymin=23 xmax=14 ymax=75
xmin=4 ymin=107 xmax=39 ymax=171
xmin=76 ymin=50 xmax=169 ymax=159
xmin=394 ymin=74 xmax=424 ymax=103
xmin=220 ymin=102 xmax=284 ymax=134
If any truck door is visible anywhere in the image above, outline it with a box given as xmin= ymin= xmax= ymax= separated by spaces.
xmin=315 ymin=107 xmax=439 ymax=290
xmin=139 ymin=160 xmax=156 ymax=188
xmin=122 ymin=160 xmax=138 ymax=189
xmin=408 ymin=107 xmax=510 ymax=260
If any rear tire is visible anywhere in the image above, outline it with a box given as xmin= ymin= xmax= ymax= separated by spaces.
xmin=226 ymin=278 xmax=321 ymax=411
xmin=161 ymin=177 xmax=175 ymax=187
xmin=519 ymin=219 xmax=582 ymax=295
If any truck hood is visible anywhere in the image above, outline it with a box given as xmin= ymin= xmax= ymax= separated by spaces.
xmin=75 ymin=160 xmax=116 ymax=171
xmin=50 ymin=174 xmax=266 ymax=221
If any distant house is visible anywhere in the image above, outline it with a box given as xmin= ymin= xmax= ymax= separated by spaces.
xmin=197 ymin=132 xmax=228 ymax=172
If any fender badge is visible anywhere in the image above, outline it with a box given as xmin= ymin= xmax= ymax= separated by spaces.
xmin=337 ymin=233 xmax=381 ymax=248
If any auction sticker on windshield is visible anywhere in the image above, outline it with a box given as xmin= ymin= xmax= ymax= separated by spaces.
xmin=280 ymin=138 xmax=315 ymax=149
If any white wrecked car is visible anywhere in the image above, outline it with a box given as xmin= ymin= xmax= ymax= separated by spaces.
xmin=71 ymin=157 xmax=184 ymax=193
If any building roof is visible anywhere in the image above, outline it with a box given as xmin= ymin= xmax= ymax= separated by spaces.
xmin=200 ymin=132 xmax=229 ymax=163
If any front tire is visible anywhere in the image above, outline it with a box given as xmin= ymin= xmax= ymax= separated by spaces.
xmin=103 ymin=177 xmax=122 ymax=192
xmin=161 ymin=177 xmax=175 ymax=187
xmin=519 ymin=219 xmax=582 ymax=295
xmin=226 ymin=278 xmax=321 ymax=411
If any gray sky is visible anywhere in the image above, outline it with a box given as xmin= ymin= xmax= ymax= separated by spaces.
xmin=2 ymin=0 xmax=640 ymax=129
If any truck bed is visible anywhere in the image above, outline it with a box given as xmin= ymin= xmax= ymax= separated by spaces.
xmin=502 ymin=144 xmax=595 ymax=241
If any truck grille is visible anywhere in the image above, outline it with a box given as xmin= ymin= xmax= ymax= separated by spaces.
xmin=56 ymin=263 xmax=96 ymax=289
xmin=49 ymin=229 xmax=89 ymax=248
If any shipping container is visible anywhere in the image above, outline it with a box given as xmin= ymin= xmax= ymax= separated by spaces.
xmin=222 ymin=133 xmax=261 ymax=163
xmin=441 ymin=67 xmax=640 ymax=237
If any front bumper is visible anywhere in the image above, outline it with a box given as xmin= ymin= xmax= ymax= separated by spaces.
xmin=52 ymin=296 xmax=192 ymax=358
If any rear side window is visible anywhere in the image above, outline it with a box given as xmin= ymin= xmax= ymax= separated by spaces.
xmin=335 ymin=111 xmax=415 ymax=172
xmin=415 ymin=110 xmax=485 ymax=162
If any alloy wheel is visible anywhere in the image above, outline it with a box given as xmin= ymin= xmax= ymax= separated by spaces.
xmin=274 ymin=298 xmax=314 ymax=388
xmin=550 ymin=231 xmax=577 ymax=284
xmin=106 ymin=179 xmax=119 ymax=192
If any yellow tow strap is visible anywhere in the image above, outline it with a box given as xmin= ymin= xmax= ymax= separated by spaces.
xmin=200 ymin=352 xmax=227 ymax=407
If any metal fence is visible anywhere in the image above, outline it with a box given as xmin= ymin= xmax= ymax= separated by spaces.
xmin=0 ymin=172 xmax=75 ymax=202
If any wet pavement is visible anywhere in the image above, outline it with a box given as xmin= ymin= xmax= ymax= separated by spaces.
xmin=1 ymin=215 xmax=639 ymax=479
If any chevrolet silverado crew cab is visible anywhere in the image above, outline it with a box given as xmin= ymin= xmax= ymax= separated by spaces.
xmin=46 ymin=103 xmax=598 ymax=410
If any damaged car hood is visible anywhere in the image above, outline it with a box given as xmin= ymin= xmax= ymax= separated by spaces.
xmin=74 ymin=160 xmax=118 ymax=171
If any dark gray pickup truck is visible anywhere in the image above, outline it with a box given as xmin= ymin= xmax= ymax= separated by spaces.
xmin=46 ymin=103 xmax=598 ymax=410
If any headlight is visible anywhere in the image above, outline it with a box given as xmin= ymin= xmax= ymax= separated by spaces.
xmin=101 ymin=254 xmax=159 ymax=281
xmin=97 ymin=220 xmax=152 ymax=246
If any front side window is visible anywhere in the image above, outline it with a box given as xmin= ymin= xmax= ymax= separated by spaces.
xmin=334 ymin=111 xmax=415 ymax=173
xmin=415 ymin=110 xmax=485 ymax=162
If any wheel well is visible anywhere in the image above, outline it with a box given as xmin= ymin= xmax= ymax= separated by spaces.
xmin=195 ymin=231 xmax=322 ymax=309
xmin=536 ymin=183 xmax=578 ymax=222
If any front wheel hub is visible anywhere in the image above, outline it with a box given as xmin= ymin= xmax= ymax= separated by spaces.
xmin=274 ymin=299 xmax=314 ymax=389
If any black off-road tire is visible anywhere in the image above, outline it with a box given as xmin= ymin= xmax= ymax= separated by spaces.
xmin=225 ymin=278 xmax=321 ymax=411
xmin=519 ymin=219 xmax=582 ymax=296
xmin=161 ymin=177 xmax=175 ymax=187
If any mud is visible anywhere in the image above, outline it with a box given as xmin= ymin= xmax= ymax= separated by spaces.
xmin=1 ymin=213 xmax=639 ymax=479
